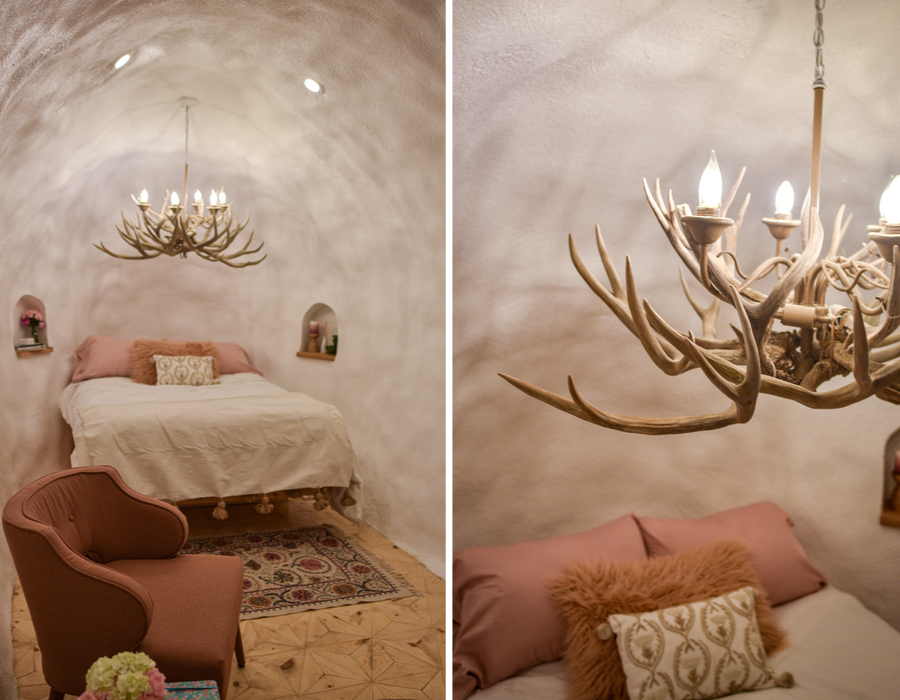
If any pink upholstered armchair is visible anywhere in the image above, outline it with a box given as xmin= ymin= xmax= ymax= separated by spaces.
xmin=2 ymin=466 xmax=245 ymax=700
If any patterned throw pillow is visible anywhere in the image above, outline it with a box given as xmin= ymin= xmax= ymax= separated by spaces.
xmin=600 ymin=587 xmax=794 ymax=700
xmin=151 ymin=355 xmax=219 ymax=386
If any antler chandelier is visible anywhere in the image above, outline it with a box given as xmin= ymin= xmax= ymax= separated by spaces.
xmin=501 ymin=0 xmax=900 ymax=435
xmin=96 ymin=98 xmax=265 ymax=268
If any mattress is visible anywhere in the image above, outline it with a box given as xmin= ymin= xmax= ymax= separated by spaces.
xmin=58 ymin=373 xmax=361 ymax=516
xmin=469 ymin=585 xmax=900 ymax=700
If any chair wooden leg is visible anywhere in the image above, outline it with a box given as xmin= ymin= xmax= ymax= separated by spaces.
xmin=235 ymin=624 xmax=245 ymax=668
xmin=49 ymin=689 xmax=65 ymax=700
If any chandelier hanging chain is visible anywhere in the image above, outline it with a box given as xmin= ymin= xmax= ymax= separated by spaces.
xmin=813 ymin=0 xmax=825 ymax=89
xmin=501 ymin=0 xmax=900 ymax=435
xmin=96 ymin=99 xmax=266 ymax=267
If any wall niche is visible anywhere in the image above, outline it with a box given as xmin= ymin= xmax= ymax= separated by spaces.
xmin=13 ymin=295 xmax=53 ymax=357
xmin=297 ymin=303 xmax=338 ymax=361
xmin=880 ymin=426 xmax=900 ymax=528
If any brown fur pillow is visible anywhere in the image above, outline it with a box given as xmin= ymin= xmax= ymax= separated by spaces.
xmin=130 ymin=339 xmax=219 ymax=385
xmin=548 ymin=539 xmax=787 ymax=700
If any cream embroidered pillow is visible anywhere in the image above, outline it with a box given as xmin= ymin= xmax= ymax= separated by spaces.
xmin=600 ymin=587 xmax=793 ymax=700
xmin=151 ymin=355 xmax=219 ymax=386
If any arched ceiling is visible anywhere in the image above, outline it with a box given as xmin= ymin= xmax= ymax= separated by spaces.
xmin=0 ymin=0 xmax=444 ymax=232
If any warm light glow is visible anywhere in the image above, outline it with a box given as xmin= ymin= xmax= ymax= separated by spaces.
xmin=139 ymin=189 xmax=148 ymax=204
xmin=304 ymin=78 xmax=322 ymax=93
xmin=880 ymin=175 xmax=897 ymax=222
xmin=170 ymin=192 xmax=180 ymax=206
xmin=194 ymin=190 xmax=203 ymax=204
xmin=114 ymin=54 xmax=131 ymax=69
xmin=218 ymin=189 xmax=226 ymax=205
xmin=698 ymin=150 xmax=722 ymax=210
xmin=775 ymin=180 xmax=795 ymax=215
xmin=210 ymin=189 xmax=218 ymax=206
xmin=883 ymin=176 xmax=900 ymax=225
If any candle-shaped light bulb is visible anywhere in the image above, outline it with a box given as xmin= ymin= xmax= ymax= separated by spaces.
xmin=775 ymin=180 xmax=794 ymax=216
xmin=194 ymin=190 xmax=203 ymax=204
xmin=170 ymin=191 xmax=180 ymax=206
xmin=139 ymin=189 xmax=149 ymax=204
xmin=698 ymin=150 xmax=722 ymax=212
xmin=880 ymin=176 xmax=897 ymax=222
xmin=217 ymin=189 xmax=226 ymax=205
xmin=882 ymin=176 xmax=900 ymax=225
xmin=209 ymin=189 xmax=218 ymax=206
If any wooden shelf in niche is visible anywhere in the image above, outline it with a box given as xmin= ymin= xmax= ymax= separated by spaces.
xmin=15 ymin=347 xmax=53 ymax=358
xmin=296 ymin=351 xmax=335 ymax=361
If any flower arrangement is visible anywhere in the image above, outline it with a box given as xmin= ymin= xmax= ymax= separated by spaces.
xmin=20 ymin=309 xmax=45 ymax=343
xmin=78 ymin=652 xmax=167 ymax=700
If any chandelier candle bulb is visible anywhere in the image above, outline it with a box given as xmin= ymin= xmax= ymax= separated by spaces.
xmin=869 ymin=177 xmax=900 ymax=260
xmin=763 ymin=181 xmax=801 ymax=251
xmin=697 ymin=150 xmax=723 ymax=215
xmin=774 ymin=180 xmax=795 ymax=216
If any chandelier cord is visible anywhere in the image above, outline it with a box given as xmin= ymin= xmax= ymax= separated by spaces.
xmin=183 ymin=104 xmax=190 ymax=210
xmin=813 ymin=0 xmax=825 ymax=89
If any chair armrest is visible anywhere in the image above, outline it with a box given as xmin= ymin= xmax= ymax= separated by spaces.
xmin=4 ymin=522 xmax=153 ymax=694
xmin=85 ymin=467 xmax=189 ymax=562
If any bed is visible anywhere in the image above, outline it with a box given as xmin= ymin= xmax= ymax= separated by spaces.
xmin=453 ymin=503 xmax=900 ymax=700
xmin=57 ymin=335 xmax=361 ymax=519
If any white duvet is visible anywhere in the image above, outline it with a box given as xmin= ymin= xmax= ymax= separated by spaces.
xmin=468 ymin=585 xmax=900 ymax=700
xmin=58 ymin=374 xmax=361 ymax=516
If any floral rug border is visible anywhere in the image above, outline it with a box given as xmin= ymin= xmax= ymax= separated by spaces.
xmin=182 ymin=523 xmax=419 ymax=620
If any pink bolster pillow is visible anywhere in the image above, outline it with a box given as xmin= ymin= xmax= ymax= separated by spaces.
xmin=635 ymin=501 xmax=827 ymax=605
xmin=452 ymin=514 xmax=647 ymax=699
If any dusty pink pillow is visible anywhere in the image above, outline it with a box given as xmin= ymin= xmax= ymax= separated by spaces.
xmin=215 ymin=342 xmax=263 ymax=376
xmin=452 ymin=514 xmax=647 ymax=700
xmin=636 ymin=501 xmax=826 ymax=605
xmin=72 ymin=336 xmax=133 ymax=382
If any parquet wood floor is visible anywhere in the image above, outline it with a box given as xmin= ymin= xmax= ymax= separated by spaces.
xmin=12 ymin=499 xmax=445 ymax=699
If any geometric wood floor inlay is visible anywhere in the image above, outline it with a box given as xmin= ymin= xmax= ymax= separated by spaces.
xmin=12 ymin=498 xmax=446 ymax=700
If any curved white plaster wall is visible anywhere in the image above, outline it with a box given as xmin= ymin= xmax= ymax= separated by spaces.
xmin=454 ymin=0 xmax=900 ymax=632
xmin=0 ymin=1 xmax=444 ymax=693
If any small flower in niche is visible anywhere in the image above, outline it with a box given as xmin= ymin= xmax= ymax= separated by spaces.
xmin=20 ymin=310 xmax=45 ymax=342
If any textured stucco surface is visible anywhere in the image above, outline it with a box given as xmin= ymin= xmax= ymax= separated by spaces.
xmin=454 ymin=0 xmax=900 ymax=636
xmin=0 ymin=1 xmax=444 ymax=695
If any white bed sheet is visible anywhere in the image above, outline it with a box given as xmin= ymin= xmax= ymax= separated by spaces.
xmin=58 ymin=374 xmax=361 ymax=517
xmin=469 ymin=586 xmax=900 ymax=700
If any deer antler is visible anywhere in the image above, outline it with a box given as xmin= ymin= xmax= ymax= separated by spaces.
xmin=501 ymin=171 xmax=900 ymax=434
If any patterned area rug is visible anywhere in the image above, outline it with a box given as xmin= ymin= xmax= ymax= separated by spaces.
xmin=181 ymin=524 xmax=418 ymax=620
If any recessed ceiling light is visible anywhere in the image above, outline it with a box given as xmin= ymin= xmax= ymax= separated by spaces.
xmin=114 ymin=54 xmax=131 ymax=69
xmin=304 ymin=78 xmax=324 ymax=94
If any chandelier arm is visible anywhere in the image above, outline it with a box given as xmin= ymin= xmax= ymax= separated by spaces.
xmin=824 ymin=204 xmax=847 ymax=260
xmin=220 ymin=233 xmax=264 ymax=260
xmin=719 ymin=167 xmax=747 ymax=220
xmin=722 ymin=194 xmax=751 ymax=277
xmin=849 ymin=297 xmax=874 ymax=395
xmin=861 ymin=248 xmax=900 ymax=349
xmin=569 ymin=234 xmax=642 ymax=338
xmin=624 ymin=261 xmax=694 ymax=374
xmin=642 ymin=179 xmax=676 ymax=237
xmin=593 ymin=224 xmax=625 ymax=299
xmin=871 ymin=335 xmax=900 ymax=363
xmin=567 ymin=375 xmax=747 ymax=434
xmin=678 ymin=269 xmax=720 ymax=339
xmin=93 ymin=242 xmax=165 ymax=260
xmin=733 ymin=256 xmax=793 ymax=294
xmin=748 ymin=206 xmax=824 ymax=333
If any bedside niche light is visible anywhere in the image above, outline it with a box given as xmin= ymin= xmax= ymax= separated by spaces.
xmin=13 ymin=295 xmax=53 ymax=357
xmin=298 ymin=303 xmax=338 ymax=361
